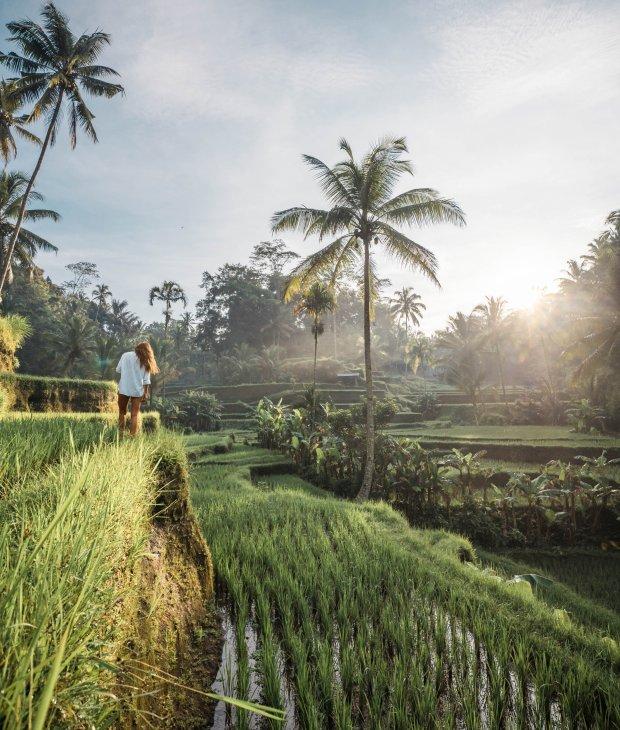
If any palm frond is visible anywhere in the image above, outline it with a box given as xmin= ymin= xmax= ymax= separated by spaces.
xmin=301 ymin=154 xmax=356 ymax=207
xmin=283 ymin=235 xmax=354 ymax=301
xmin=376 ymin=188 xmax=466 ymax=227
xmin=375 ymin=222 xmax=440 ymax=286
xmin=271 ymin=207 xmax=331 ymax=236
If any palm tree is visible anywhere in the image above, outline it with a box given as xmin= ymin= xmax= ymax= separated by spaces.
xmin=473 ymin=295 xmax=511 ymax=402
xmin=91 ymin=283 xmax=112 ymax=322
xmin=405 ymin=333 xmax=434 ymax=375
xmin=0 ymin=79 xmax=41 ymax=164
xmin=149 ymin=281 xmax=187 ymax=334
xmin=437 ymin=312 xmax=485 ymax=423
xmin=274 ymin=137 xmax=464 ymax=499
xmin=0 ymin=170 xmax=59 ymax=285
xmin=565 ymin=210 xmax=620 ymax=380
xmin=0 ymin=2 xmax=124 ymax=299
xmin=293 ymin=282 xmax=335 ymax=399
xmin=108 ymin=298 xmax=141 ymax=338
xmin=390 ymin=287 xmax=426 ymax=338
xmin=50 ymin=314 xmax=96 ymax=374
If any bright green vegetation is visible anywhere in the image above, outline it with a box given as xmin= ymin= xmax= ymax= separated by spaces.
xmin=480 ymin=549 xmax=620 ymax=615
xmin=0 ymin=414 xmax=116 ymax=489
xmin=191 ymin=438 xmax=620 ymax=727
xmin=0 ymin=420 xmax=155 ymax=726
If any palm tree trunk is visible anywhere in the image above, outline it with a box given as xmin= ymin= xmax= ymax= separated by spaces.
xmin=496 ymin=343 xmax=507 ymax=402
xmin=0 ymin=91 xmax=64 ymax=299
xmin=332 ymin=309 xmax=338 ymax=361
xmin=313 ymin=325 xmax=318 ymax=393
xmin=357 ymin=237 xmax=375 ymax=501
xmin=312 ymin=323 xmax=318 ymax=425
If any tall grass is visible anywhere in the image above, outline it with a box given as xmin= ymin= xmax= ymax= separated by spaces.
xmin=191 ymin=445 xmax=620 ymax=728
xmin=0 ymin=436 xmax=156 ymax=728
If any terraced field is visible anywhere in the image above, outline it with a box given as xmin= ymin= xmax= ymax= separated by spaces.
xmin=189 ymin=436 xmax=620 ymax=728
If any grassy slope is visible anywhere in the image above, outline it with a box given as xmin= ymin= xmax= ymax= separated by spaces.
xmin=190 ymin=437 xmax=619 ymax=727
xmin=0 ymin=430 xmax=156 ymax=727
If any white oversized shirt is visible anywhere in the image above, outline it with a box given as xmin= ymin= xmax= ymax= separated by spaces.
xmin=116 ymin=351 xmax=151 ymax=397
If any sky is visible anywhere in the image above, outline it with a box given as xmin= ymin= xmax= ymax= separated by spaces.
xmin=2 ymin=0 xmax=619 ymax=331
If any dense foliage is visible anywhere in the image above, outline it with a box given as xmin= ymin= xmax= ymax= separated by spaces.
xmin=255 ymin=398 xmax=620 ymax=547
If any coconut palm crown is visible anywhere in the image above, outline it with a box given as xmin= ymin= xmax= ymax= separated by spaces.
xmin=0 ymin=80 xmax=41 ymax=164
xmin=0 ymin=2 xmax=124 ymax=298
xmin=149 ymin=281 xmax=188 ymax=333
xmin=273 ymin=136 xmax=465 ymax=499
xmin=0 ymin=170 xmax=59 ymax=283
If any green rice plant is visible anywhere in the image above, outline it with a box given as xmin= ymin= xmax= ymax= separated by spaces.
xmin=190 ymin=439 xmax=620 ymax=727
xmin=0 ymin=436 xmax=155 ymax=727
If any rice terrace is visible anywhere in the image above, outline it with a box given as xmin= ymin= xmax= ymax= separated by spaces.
xmin=1 ymin=1 xmax=619 ymax=728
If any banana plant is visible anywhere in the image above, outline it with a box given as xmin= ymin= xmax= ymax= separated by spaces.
xmin=440 ymin=448 xmax=488 ymax=500
xmin=576 ymin=451 xmax=620 ymax=529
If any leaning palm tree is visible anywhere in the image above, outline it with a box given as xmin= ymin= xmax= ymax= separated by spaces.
xmin=149 ymin=281 xmax=187 ymax=334
xmin=390 ymin=287 xmax=426 ymax=338
xmin=0 ymin=79 xmax=41 ymax=164
xmin=0 ymin=170 xmax=59 ymax=285
xmin=293 ymin=282 xmax=335 ymax=399
xmin=473 ymin=295 xmax=511 ymax=402
xmin=273 ymin=137 xmax=464 ymax=500
xmin=0 ymin=2 xmax=124 ymax=299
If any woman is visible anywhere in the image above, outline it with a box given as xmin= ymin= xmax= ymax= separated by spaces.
xmin=116 ymin=341 xmax=159 ymax=435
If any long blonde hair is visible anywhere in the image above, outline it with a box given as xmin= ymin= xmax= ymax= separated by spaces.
xmin=135 ymin=341 xmax=160 ymax=374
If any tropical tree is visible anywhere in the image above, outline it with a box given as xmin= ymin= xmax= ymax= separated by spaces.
xmin=91 ymin=283 xmax=112 ymax=322
xmin=0 ymin=2 xmax=124 ymax=299
xmin=564 ymin=210 xmax=620 ymax=382
xmin=149 ymin=281 xmax=187 ymax=333
xmin=474 ymin=295 xmax=511 ymax=401
xmin=274 ymin=137 xmax=464 ymax=499
xmin=390 ymin=287 xmax=425 ymax=338
xmin=0 ymin=170 xmax=59 ymax=285
xmin=405 ymin=333 xmax=434 ymax=375
xmin=437 ymin=312 xmax=486 ymax=423
xmin=49 ymin=314 xmax=96 ymax=374
xmin=0 ymin=79 xmax=40 ymax=164
xmin=108 ymin=298 xmax=141 ymax=338
xmin=293 ymin=282 xmax=335 ymax=397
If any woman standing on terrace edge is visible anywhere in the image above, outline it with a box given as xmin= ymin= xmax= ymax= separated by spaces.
xmin=116 ymin=341 xmax=159 ymax=436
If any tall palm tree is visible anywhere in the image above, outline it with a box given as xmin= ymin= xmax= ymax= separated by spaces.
xmin=274 ymin=137 xmax=464 ymax=500
xmin=0 ymin=2 xmax=124 ymax=299
xmin=293 ymin=282 xmax=335 ymax=399
xmin=0 ymin=170 xmax=59 ymax=285
xmin=149 ymin=281 xmax=187 ymax=334
xmin=389 ymin=287 xmax=426 ymax=338
xmin=473 ymin=295 xmax=511 ymax=402
xmin=91 ymin=282 xmax=112 ymax=322
xmin=0 ymin=79 xmax=41 ymax=164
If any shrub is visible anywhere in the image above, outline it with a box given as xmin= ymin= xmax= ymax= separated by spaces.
xmin=479 ymin=410 xmax=508 ymax=425
xmin=0 ymin=315 xmax=31 ymax=373
xmin=414 ymin=390 xmax=440 ymax=419
xmin=0 ymin=372 xmax=116 ymax=412
xmin=155 ymin=391 xmax=222 ymax=432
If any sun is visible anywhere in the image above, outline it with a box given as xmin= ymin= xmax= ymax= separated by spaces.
xmin=502 ymin=284 xmax=547 ymax=311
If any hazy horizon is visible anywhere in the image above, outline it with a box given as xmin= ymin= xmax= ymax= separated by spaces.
xmin=2 ymin=0 xmax=619 ymax=331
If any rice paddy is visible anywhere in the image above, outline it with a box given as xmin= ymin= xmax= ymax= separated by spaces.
xmin=190 ymin=437 xmax=620 ymax=729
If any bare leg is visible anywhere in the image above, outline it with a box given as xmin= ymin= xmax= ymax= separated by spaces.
xmin=130 ymin=397 xmax=141 ymax=436
xmin=118 ymin=394 xmax=129 ymax=436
